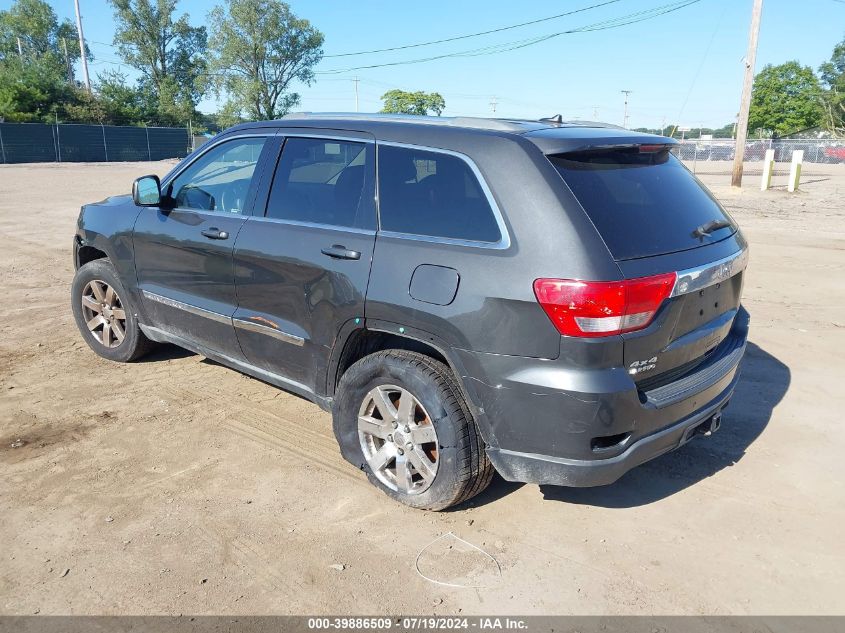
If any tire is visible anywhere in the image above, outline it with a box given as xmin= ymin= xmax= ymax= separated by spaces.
xmin=71 ymin=259 xmax=154 ymax=362
xmin=333 ymin=350 xmax=494 ymax=510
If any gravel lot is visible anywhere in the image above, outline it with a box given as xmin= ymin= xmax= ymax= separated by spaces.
xmin=1 ymin=160 xmax=843 ymax=615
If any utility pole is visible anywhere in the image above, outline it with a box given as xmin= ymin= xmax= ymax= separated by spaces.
xmin=661 ymin=116 xmax=667 ymax=137
xmin=62 ymin=38 xmax=73 ymax=84
xmin=621 ymin=90 xmax=632 ymax=128
xmin=489 ymin=96 xmax=498 ymax=114
xmin=73 ymin=0 xmax=91 ymax=92
xmin=352 ymin=77 xmax=359 ymax=112
xmin=731 ymin=0 xmax=763 ymax=187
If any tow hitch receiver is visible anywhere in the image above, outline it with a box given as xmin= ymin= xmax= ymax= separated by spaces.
xmin=698 ymin=412 xmax=722 ymax=436
xmin=680 ymin=411 xmax=723 ymax=446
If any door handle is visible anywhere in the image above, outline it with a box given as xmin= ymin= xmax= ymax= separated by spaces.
xmin=201 ymin=227 xmax=229 ymax=240
xmin=321 ymin=244 xmax=361 ymax=260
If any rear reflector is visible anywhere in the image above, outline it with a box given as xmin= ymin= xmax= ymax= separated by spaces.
xmin=533 ymin=272 xmax=677 ymax=338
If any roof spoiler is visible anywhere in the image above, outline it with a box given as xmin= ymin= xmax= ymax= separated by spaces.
xmin=523 ymin=128 xmax=679 ymax=155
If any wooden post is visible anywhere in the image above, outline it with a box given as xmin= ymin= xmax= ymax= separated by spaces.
xmin=731 ymin=0 xmax=764 ymax=187
xmin=788 ymin=150 xmax=804 ymax=193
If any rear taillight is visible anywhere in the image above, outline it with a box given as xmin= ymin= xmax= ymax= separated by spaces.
xmin=533 ymin=272 xmax=677 ymax=338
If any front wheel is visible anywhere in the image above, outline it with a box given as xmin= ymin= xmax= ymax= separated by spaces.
xmin=333 ymin=350 xmax=493 ymax=510
xmin=71 ymin=259 xmax=154 ymax=362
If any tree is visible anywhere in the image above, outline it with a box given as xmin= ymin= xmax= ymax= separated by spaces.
xmin=819 ymin=36 xmax=845 ymax=136
xmin=0 ymin=0 xmax=87 ymax=121
xmin=380 ymin=90 xmax=445 ymax=116
xmin=109 ymin=0 xmax=207 ymax=124
xmin=64 ymin=70 xmax=156 ymax=124
xmin=209 ymin=0 xmax=323 ymax=121
xmin=748 ymin=61 xmax=824 ymax=137
xmin=0 ymin=0 xmax=84 ymax=67
xmin=712 ymin=123 xmax=736 ymax=139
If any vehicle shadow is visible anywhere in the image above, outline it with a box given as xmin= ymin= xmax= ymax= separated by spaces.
xmin=466 ymin=342 xmax=789 ymax=509
xmin=137 ymin=343 xmax=195 ymax=362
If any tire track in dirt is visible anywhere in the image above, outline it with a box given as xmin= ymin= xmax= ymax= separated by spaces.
xmin=161 ymin=384 xmax=364 ymax=485
xmin=189 ymin=519 xmax=312 ymax=599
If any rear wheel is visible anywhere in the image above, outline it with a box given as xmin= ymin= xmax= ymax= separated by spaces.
xmin=333 ymin=350 xmax=493 ymax=510
xmin=71 ymin=259 xmax=154 ymax=362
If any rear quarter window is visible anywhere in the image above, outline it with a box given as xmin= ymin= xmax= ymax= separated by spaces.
xmin=377 ymin=145 xmax=501 ymax=243
xmin=550 ymin=148 xmax=735 ymax=260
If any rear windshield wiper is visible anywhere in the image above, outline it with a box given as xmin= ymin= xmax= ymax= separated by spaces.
xmin=692 ymin=219 xmax=733 ymax=238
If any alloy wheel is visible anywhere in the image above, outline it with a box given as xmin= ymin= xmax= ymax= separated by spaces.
xmin=81 ymin=279 xmax=126 ymax=348
xmin=357 ymin=384 xmax=439 ymax=494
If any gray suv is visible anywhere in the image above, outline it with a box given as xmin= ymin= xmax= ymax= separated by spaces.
xmin=71 ymin=114 xmax=749 ymax=510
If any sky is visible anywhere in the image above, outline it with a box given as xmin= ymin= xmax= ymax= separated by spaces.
xmin=8 ymin=0 xmax=845 ymax=129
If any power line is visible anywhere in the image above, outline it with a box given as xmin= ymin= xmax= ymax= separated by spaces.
xmin=670 ymin=1 xmax=728 ymax=136
xmin=324 ymin=0 xmax=623 ymax=58
xmin=316 ymin=0 xmax=703 ymax=75
xmin=326 ymin=3 xmax=690 ymax=74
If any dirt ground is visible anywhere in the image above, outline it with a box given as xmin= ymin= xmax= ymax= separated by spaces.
xmin=0 ymin=159 xmax=843 ymax=616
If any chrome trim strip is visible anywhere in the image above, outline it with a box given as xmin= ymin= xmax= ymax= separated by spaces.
xmin=139 ymin=324 xmax=315 ymax=398
xmin=375 ymin=140 xmax=512 ymax=250
xmin=247 ymin=215 xmax=376 ymax=235
xmin=277 ymin=132 xmax=375 ymax=145
xmin=671 ymin=248 xmax=749 ymax=297
xmin=141 ymin=290 xmax=232 ymax=324
xmin=232 ymin=318 xmax=305 ymax=347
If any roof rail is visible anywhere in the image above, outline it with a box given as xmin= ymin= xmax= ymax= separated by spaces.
xmin=282 ymin=112 xmax=532 ymax=132
xmin=279 ymin=112 xmax=624 ymax=133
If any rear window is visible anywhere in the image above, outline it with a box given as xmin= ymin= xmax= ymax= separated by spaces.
xmin=549 ymin=148 xmax=735 ymax=261
xmin=378 ymin=145 xmax=501 ymax=243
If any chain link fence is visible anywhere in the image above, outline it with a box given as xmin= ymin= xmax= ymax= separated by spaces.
xmin=673 ymin=138 xmax=845 ymax=165
xmin=0 ymin=122 xmax=192 ymax=164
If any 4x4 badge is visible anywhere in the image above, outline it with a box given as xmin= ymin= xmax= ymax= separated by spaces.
xmin=628 ymin=357 xmax=658 ymax=375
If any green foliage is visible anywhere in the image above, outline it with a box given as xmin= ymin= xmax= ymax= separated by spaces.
xmin=819 ymin=36 xmax=845 ymax=135
xmin=711 ymin=123 xmax=737 ymax=138
xmin=0 ymin=58 xmax=69 ymax=121
xmin=108 ymin=0 xmax=207 ymax=123
xmin=380 ymin=89 xmax=446 ymax=116
xmin=209 ymin=0 xmax=324 ymax=121
xmin=749 ymin=61 xmax=824 ymax=137
xmin=63 ymin=71 xmax=158 ymax=124
xmin=0 ymin=0 xmax=84 ymax=64
xmin=0 ymin=0 xmax=88 ymax=121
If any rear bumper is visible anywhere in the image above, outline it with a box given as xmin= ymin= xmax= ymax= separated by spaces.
xmin=486 ymin=373 xmax=737 ymax=487
xmin=454 ymin=307 xmax=749 ymax=487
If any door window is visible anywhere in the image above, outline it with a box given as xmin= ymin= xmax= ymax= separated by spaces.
xmin=377 ymin=145 xmax=501 ymax=243
xmin=265 ymin=137 xmax=375 ymax=229
xmin=167 ymin=136 xmax=268 ymax=214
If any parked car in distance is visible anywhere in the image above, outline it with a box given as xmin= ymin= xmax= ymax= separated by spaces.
xmin=823 ymin=144 xmax=845 ymax=164
xmin=72 ymin=114 xmax=749 ymax=510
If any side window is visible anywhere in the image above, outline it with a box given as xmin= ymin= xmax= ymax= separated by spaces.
xmin=265 ymin=137 xmax=375 ymax=229
xmin=377 ymin=145 xmax=501 ymax=243
xmin=167 ymin=137 xmax=267 ymax=214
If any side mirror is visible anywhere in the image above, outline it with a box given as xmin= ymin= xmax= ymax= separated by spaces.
xmin=132 ymin=175 xmax=161 ymax=206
